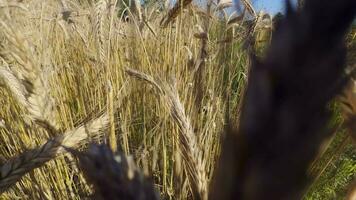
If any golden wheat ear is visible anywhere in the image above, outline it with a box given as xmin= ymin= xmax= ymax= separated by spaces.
xmin=0 ymin=113 xmax=109 ymax=193
xmin=160 ymin=0 xmax=193 ymax=27
xmin=126 ymin=68 xmax=208 ymax=200
xmin=339 ymin=78 xmax=356 ymax=141
xmin=0 ymin=21 xmax=59 ymax=136
xmin=93 ymin=0 xmax=108 ymax=64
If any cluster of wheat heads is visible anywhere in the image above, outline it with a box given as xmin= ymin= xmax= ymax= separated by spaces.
xmin=0 ymin=1 xmax=117 ymax=198
xmin=0 ymin=0 xmax=355 ymax=199
xmin=0 ymin=0 xmax=251 ymax=198
xmin=0 ymin=2 xmax=112 ymax=197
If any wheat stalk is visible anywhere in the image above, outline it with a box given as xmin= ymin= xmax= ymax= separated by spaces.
xmin=126 ymin=68 xmax=208 ymax=200
xmin=0 ymin=2 xmax=28 ymax=12
xmin=132 ymin=0 xmax=142 ymax=21
xmin=107 ymin=80 xmax=117 ymax=151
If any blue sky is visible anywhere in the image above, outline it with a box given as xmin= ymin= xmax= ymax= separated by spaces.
xmin=193 ymin=0 xmax=299 ymax=16
xmin=216 ymin=0 xmax=298 ymax=17
xmin=251 ymin=0 xmax=298 ymax=15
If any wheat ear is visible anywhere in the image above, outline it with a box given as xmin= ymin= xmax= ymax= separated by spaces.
xmin=160 ymin=0 xmax=193 ymax=27
xmin=0 ymin=21 xmax=59 ymax=134
xmin=126 ymin=68 xmax=208 ymax=200
xmin=0 ymin=113 xmax=109 ymax=194
xmin=0 ymin=80 xmax=130 ymax=193
xmin=94 ymin=0 xmax=108 ymax=63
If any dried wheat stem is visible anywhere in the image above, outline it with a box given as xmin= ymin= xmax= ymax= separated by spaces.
xmin=107 ymin=81 xmax=117 ymax=152
xmin=59 ymin=0 xmax=69 ymax=10
xmin=132 ymin=0 xmax=142 ymax=21
xmin=0 ymin=2 xmax=28 ymax=12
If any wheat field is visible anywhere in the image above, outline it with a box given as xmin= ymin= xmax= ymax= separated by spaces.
xmin=0 ymin=0 xmax=354 ymax=199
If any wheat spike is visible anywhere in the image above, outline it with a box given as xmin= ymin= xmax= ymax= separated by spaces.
xmin=0 ymin=72 xmax=128 ymax=193
xmin=126 ymin=68 xmax=208 ymax=200
xmin=0 ymin=113 xmax=109 ymax=194
xmin=160 ymin=0 xmax=193 ymax=27
xmin=0 ymin=64 xmax=28 ymax=109
xmin=94 ymin=0 xmax=108 ymax=63
xmin=0 ymin=21 xmax=59 ymax=133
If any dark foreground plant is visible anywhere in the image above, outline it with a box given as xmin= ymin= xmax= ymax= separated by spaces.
xmin=67 ymin=144 xmax=159 ymax=200
xmin=210 ymin=0 xmax=356 ymax=199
